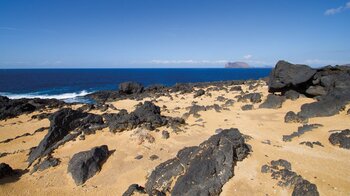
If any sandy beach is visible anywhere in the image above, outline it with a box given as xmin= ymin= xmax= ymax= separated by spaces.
xmin=1 ymin=75 xmax=349 ymax=195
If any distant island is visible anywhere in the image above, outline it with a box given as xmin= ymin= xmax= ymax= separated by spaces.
xmin=224 ymin=62 xmax=250 ymax=68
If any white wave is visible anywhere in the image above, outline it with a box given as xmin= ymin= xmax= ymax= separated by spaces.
xmin=0 ymin=90 xmax=92 ymax=100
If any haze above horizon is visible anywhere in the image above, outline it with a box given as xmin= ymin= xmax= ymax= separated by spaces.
xmin=0 ymin=0 xmax=349 ymax=68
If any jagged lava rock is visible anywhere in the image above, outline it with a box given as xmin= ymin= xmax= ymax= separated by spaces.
xmin=142 ymin=128 xmax=250 ymax=195
xmin=68 ymin=145 xmax=109 ymax=185
xmin=104 ymin=101 xmax=171 ymax=132
xmin=28 ymin=108 xmax=104 ymax=165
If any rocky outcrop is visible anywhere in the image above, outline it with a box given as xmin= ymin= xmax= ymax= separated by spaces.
xmin=237 ymin=93 xmax=262 ymax=103
xmin=125 ymin=128 xmax=250 ymax=195
xmin=104 ymin=101 xmax=185 ymax=132
xmin=268 ymin=60 xmax=317 ymax=93
xmin=119 ymin=81 xmax=144 ymax=94
xmin=259 ymin=94 xmax=286 ymax=109
xmin=0 ymin=96 xmax=65 ymax=120
xmin=329 ymin=130 xmax=350 ymax=149
xmin=261 ymin=159 xmax=319 ymax=196
xmin=68 ymin=145 xmax=110 ymax=185
xmin=268 ymin=61 xmax=350 ymax=118
xmin=28 ymin=108 xmax=104 ymax=165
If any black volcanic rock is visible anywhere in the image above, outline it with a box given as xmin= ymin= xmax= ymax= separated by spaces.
xmin=0 ymin=96 xmax=64 ymax=120
xmin=298 ymin=95 xmax=347 ymax=118
xmin=104 ymin=101 xmax=183 ymax=132
xmin=284 ymin=90 xmax=300 ymax=100
xmin=122 ymin=184 xmax=147 ymax=196
xmin=238 ymin=93 xmax=262 ymax=103
xmin=259 ymin=94 xmax=286 ymax=109
xmin=68 ymin=145 xmax=109 ymax=185
xmin=329 ymin=130 xmax=350 ymax=149
xmin=268 ymin=60 xmax=316 ymax=93
xmin=268 ymin=61 xmax=350 ymax=119
xmin=241 ymin=104 xmax=253 ymax=111
xmin=119 ymin=81 xmax=144 ymax=94
xmin=0 ymin=163 xmax=15 ymax=179
xmin=28 ymin=108 xmax=104 ymax=165
xmin=261 ymin=159 xmax=319 ymax=196
xmin=193 ymin=89 xmax=205 ymax=98
xmin=284 ymin=111 xmax=308 ymax=123
xmin=139 ymin=128 xmax=250 ymax=195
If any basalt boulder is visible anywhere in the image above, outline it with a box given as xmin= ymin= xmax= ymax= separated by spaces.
xmin=268 ymin=60 xmax=316 ymax=93
xmin=68 ymin=145 xmax=110 ymax=185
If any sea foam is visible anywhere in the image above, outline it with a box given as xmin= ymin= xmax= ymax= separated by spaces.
xmin=0 ymin=90 xmax=92 ymax=100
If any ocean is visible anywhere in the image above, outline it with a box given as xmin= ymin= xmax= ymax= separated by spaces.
xmin=0 ymin=68 xmax=271 ymax=103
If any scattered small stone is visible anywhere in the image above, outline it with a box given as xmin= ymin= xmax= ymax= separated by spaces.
xmin=135 ymin=155 xmax=143 ymax=160
xmin=162 ymin=130 xmax=170 ymax=139
xmin=149 ymin=155 xmax=159 ymax=161
xmin=300 ymin=141 xmax=324 ymax=148
xmin=216 ymin=96 xmax=226 ymax=102
xmin=194 ymin=89 xmax=205 ymax=98
xmin=122 ymin=184 xmax=147 ymax=196
xmin=284 ymin=111 xmax=308 ymax=124
xmin=241 ymin=104 xmax=253 ymax=111
xmin=262 ymin=140 xmax=271 ymax=145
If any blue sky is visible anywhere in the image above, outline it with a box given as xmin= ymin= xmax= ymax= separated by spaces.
xmin=0 ymin=0 xmax=349 ymax=68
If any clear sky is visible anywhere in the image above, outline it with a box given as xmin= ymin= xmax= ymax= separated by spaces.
xmin=0 ymin=0 xmax=349 ymax=68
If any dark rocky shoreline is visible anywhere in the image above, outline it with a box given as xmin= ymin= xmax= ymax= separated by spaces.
xmin=1 ymin=60 xmax=350 ymax=195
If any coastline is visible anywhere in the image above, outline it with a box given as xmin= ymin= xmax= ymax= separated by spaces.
xmin=0 ymin=61 xmax=349 ymax=195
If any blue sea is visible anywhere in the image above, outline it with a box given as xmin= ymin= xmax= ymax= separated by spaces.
xmin=0 ymin=68 xmax=271 ymax=103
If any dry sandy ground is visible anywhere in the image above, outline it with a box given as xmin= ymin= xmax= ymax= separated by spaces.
xmin=0 ymin=83 xmax=349 ymax=196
